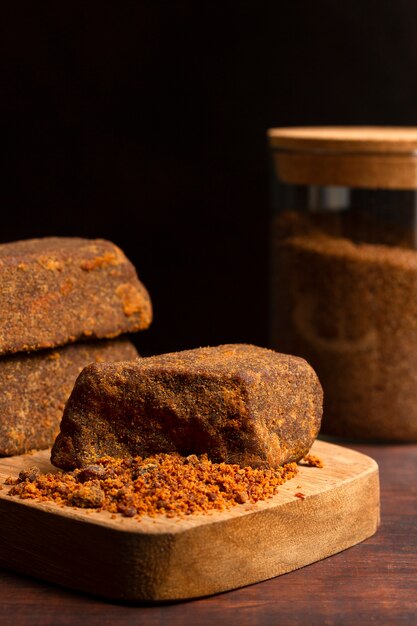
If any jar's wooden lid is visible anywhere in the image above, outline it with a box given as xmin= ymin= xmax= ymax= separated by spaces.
xmin=267 ymin=127 xmax=417 ymax=189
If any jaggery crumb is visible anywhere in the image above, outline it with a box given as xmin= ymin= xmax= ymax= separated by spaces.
xmin=299 ymin=454 xmax=324 ymax=468
xmin=76 ymin=465 xmax=106 ymax=483
xmin=7 ymin=453 xmax=298 ymax=520
xmin=18 ymin=467 xmax=41 ymax=483
xmin=70 ymin=481 xmax=105 ymax=508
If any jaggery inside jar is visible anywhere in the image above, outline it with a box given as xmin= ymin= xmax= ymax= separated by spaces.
xmin=6 ymin=453 xmax=298 ymax=520
xmin=271 ymin=209 xmax=417 ymax=440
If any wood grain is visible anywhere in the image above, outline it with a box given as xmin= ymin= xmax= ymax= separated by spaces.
xmin=0 ymin=443 xmax=413 ymax=626
xmin=267 ymin=126 xmax=417 ymax=152
xmin=0 ymin=440 xmax=379 ymax=602
xmin=267 ymin=126 xmax=417 ymax=188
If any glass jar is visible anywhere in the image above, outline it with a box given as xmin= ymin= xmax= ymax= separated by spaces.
xmin=267 ymin=127 xmax=417 ymax=441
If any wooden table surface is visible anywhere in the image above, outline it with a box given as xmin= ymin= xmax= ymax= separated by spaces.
xmin=0 ymin=442 xmax=416 ymax=626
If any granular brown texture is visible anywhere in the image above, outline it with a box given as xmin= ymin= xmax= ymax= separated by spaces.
xmin=271 ymin=211 xmax=417 ymax=441
xmin=7 ymin=453 xmax=299 ymax=519
xmin=51 ymin=344 xmax=323 ymax=470
xmin=0 ymin=338 xmax=138 ymax=456
xmin=300 ymin=454 xmax=323 ymax=468
xmin=0 ymin=237 xmax=152 ymax=355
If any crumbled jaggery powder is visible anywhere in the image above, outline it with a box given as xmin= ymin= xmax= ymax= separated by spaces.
xmin=299 ymin=454 xmax=324 ymax=468
xmin=294 ymin=492 xmax=305 ymax=500
xmin=6 ymin=453 xmax=298 ymax=520
xmin=271 ymin=210 xmax=417 ymax=441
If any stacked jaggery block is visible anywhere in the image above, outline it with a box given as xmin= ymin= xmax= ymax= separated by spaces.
xmin=51 ymin=344 xmax=323 ymax=470
xmin=0 ymin=237 xmax=152 ymax=354
xmin=0 ymin=339 xmax=138 ymax=456
xmin=0 ymin=237 xmax=152 ymax=455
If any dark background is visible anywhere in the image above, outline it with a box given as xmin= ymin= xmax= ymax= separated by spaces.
xmin=2 ymin=1 xmax=417 ymax=355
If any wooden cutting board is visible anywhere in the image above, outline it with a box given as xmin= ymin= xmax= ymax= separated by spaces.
xmin=0 ymin=440 xmax=379 ymax=602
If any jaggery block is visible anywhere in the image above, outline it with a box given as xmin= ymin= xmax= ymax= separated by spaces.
xmin=0 ymin=237 xmax=152 ymax=355
xmin=0 ymin=338 xmax=138 ymax=456
xmin=51 ymin=344 xmax=323 ymax=470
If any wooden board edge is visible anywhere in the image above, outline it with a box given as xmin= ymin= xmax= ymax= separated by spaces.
xmin=148 ymin=466 xmax=380 ymax=601
xmin=0 ymin=457 xmax=379 ymax=602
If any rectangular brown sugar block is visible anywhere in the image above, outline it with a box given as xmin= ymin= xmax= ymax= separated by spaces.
xmin=51 ymin=344 xmax=323 ymax=470
xmin=0 ymin=237 xmax=152 ymax=355
xmin=0 ymin=338 xmax=139 ymax=456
